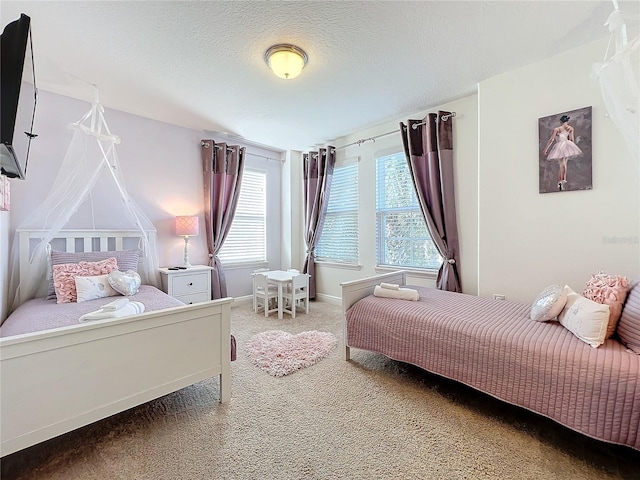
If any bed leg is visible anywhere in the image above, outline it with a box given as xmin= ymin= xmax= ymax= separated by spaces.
xmin=219 ymin=373 xmax=231 ymax=403
xmin=344 ymin=344 xmax=351 ymax=361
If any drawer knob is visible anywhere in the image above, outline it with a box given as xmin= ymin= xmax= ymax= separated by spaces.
xmin=189 ymin=282 xmax=193 ymax=286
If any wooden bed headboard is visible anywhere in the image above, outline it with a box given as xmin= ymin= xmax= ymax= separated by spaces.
xmin=17 ymin=229 xmax=158 ymax=302
xmin=340 ymin=270 xmax=407 ymax=314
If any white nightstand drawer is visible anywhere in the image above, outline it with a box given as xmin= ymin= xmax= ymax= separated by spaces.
xmin=159 ymin=265 xmax=213 ymax=304
xmin=175 ymin=292 xmax=211 ymax=305
xmin=171 ymin=272 xmax=209 ymax=295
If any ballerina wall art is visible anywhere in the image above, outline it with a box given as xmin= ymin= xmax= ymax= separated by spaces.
xmin=538 ymin=106 xmax=592 ymax=193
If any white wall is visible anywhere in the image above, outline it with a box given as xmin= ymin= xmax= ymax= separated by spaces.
xmin=2 ymin=89 xmax=283 ymax=316
xmin=309 ymin=94 xmax=479 ymax=301
xmin=282 ymin=150 xmax=305 ymax=271
xmin=300 ymin=35 xmax=639 ymax=304
xmin=478 ymin=36 xmax=639 ymax=302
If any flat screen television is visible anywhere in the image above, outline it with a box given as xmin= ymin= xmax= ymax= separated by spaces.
xmin=1 ymin=14 xmax=37 ymax=180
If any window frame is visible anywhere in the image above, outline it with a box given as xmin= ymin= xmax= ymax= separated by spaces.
xmin=375 ymin=151 xmax=442 ymax=272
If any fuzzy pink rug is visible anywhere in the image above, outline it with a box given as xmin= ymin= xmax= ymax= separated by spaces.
xmin=245 ymin=330 xmax=338 ymax=377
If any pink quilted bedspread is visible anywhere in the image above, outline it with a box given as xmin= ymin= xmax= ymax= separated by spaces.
xmin=0 ymin=286 xmax=184 ymax=337
xmin=346 ymin=286 xmax=640 ymax=450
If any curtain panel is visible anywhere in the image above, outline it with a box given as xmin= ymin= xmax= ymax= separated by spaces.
xmin=400 ymin=112 xmax=462 ymax=292
xmin=302 ymin=146 xmax=336 ymax=299
xmin=201 ymin=139 xmax=245 ymax=299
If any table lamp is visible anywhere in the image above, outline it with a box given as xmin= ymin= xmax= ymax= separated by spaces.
xmin=175 ymin=215 xmax=199 ymax=267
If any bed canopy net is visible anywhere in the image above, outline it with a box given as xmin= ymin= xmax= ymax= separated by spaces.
xmin=9 ymin=93 xmax=160 ymax=312
xmin=592 ymin=1 xmax=639 ymax=168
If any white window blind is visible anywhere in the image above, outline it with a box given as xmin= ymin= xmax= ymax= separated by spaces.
xmin=218 ymin=169 xmax=266 ymax=265
xmin=315 ymin=159 xmax=359 ymax=264
xmin=375 ymin=152 xmax=442 ymax=270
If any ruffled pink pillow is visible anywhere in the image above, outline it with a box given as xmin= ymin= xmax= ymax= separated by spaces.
xmin=53 ymin=257 xmax=119 ymax=304
xmin=582 ymin=272 xmax=630 ymax=339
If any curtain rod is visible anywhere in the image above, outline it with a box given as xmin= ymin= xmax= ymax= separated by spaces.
xmin=246 ymin=152 xmax=282 ymax=162
xmin=410 ymin=111 xmax=456 ymax=129
xmin=333 ymin=111 xmax=456 ymax=151
xmin=334 ymin=129 xmax=398 ymax=150
xmin=200 ymin=140 xmax=281 ymax=162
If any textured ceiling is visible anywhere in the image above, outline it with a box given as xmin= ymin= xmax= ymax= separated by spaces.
xmin=1 ymin=1 xmax=638 ymax=152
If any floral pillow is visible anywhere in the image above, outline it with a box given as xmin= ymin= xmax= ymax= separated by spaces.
xmin=53 ymin=258 xmax=119 ymax=304
xmin=75 ymin=274 xmax=119 ymax=303
xmin=47 ymin=249 xmax=140 ymax=300
xmin=558 ymin=286 xmax=610 ymax=348
xmin=582 ymin=272 xmax=630 ymax=339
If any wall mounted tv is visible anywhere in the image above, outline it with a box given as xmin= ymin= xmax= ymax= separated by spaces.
xmin=1 ymin=14 xmax=37 ymax=180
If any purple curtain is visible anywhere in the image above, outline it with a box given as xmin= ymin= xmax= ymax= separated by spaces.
xmin=202 ymin=139 xmax=245 ymax=299
xmin=400 ymin=112 xmax=461 ymax=292
xmin=302 ymin=146 xmax=335 ymax=299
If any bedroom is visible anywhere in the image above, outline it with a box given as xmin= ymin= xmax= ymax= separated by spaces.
xmin=0 ymin=1 xmax=639 ymax=478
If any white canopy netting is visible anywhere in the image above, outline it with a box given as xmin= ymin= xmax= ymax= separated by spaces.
xmin=8 ymin=95 xmax=160 ymax=312
xmin=592 ymin=2 xmax=639 ymax=168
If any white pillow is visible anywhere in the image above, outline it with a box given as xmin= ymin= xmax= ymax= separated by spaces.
xmin=75 ymin=274 xmax=120 ymax=303
xmin=530 ymin=284 xmax=568 ymax=321
xmin=558 ymin=286 xmax=610 ymax=348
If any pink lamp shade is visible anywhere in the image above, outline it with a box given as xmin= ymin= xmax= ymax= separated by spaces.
xmin=175 ymin=216 xmax=199 ymax=237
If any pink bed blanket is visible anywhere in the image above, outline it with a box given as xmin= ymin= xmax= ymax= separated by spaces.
xmin=346 ymin=286 xmax=640 ymax=451
xmin=0 ymin=286 xmax=184 ymax=337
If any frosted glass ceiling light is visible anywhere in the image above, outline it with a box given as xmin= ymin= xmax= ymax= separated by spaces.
xmin=264 ymin=44 xmax=308 ymax=80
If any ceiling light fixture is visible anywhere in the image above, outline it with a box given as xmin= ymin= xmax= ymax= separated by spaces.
xmin=264 ymin=44 xmax=308 ymax=80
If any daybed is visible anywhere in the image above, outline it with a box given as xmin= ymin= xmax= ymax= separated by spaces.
xmin=0 ymin=229 xmax=232 ymax=457
xmin=341 ymin=271 xmax=640 ymax=451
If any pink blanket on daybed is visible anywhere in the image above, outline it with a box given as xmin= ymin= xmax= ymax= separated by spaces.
xmin=1 ymin=286 xmax=184 ymax=337
xmin=346 ymin=286 xmax=640 ymax=451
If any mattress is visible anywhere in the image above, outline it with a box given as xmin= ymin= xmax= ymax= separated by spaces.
xmin=1 ymin=286 xmax=185 ymax=337
xmin=346 ymin=286 xmax=640 ymax=450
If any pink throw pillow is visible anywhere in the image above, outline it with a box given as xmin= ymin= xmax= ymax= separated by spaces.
xmin=582 ymin=272 xmax=630 ymax=339
xmin=53 ymin=258 xmax=119 ymax=304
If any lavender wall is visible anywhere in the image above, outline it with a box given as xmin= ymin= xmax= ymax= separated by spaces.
xmin=6 ymin=89 xmax=283 ymax=303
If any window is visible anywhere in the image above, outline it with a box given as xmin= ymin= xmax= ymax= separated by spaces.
xmin=376 ymin=152 xmax=442 ymax=270
xmin=315 ymin=159 xmax=359 ymax=264
xmin=218 ymin=169 xmax=266 ymax=265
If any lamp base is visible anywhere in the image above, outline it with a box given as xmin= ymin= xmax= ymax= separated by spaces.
xmin=182 ymin=236 xmax=193 ymax=268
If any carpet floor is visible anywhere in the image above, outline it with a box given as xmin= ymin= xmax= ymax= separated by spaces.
xmin=2 ymin=300 xmax=639 ymax=480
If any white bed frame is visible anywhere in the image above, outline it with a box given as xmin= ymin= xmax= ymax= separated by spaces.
xmin=340 ymin=270 xmax=406 ymax=361
xmin=1 ymin=229 xmax=232 ymax=457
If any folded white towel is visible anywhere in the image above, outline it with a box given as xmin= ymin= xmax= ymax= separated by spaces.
xmin=100 ymin=297 xmax=130 ymax=312
xmin=373 ymin=285 xmax=419 ymax=301
xmin=380 ymin=282 xmax=400 ymax=290
xmin=79 ymin=301 xmax=145 ymax=323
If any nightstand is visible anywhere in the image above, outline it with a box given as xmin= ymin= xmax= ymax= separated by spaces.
xmin=158 ymin=265 xmax=213 ymax=304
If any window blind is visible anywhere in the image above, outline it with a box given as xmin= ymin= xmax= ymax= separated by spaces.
xmin=218 ymin=169 xmax=266 ymax=264
xmin=316 ymin=160 xmax=359 ymax=264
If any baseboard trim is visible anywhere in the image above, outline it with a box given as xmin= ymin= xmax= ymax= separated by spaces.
xmin=232 ymin=293 xmax=340 ymax=307
xmin=231 ymin=295 xmax=252 ymax=307
xmin=314 ymin=293 xmax=341 ymax=305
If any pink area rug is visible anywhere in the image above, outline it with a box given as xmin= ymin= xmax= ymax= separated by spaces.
xmin=245 ymin=330 xmax=338 ymax=377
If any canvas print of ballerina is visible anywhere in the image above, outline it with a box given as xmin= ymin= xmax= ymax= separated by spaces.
xmin=538 ymin=106 xmax=592 ymax=193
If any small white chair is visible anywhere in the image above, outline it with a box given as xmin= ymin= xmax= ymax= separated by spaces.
xmin=252 ymin=268 xmax=276 ymax=313
xmin=282 ymin=273 xmax=310 ymax=318
xmin=254 ymin=273 xmax=278 ymax=317
xmin=285 ymin=269 xmax=299 ymax=293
